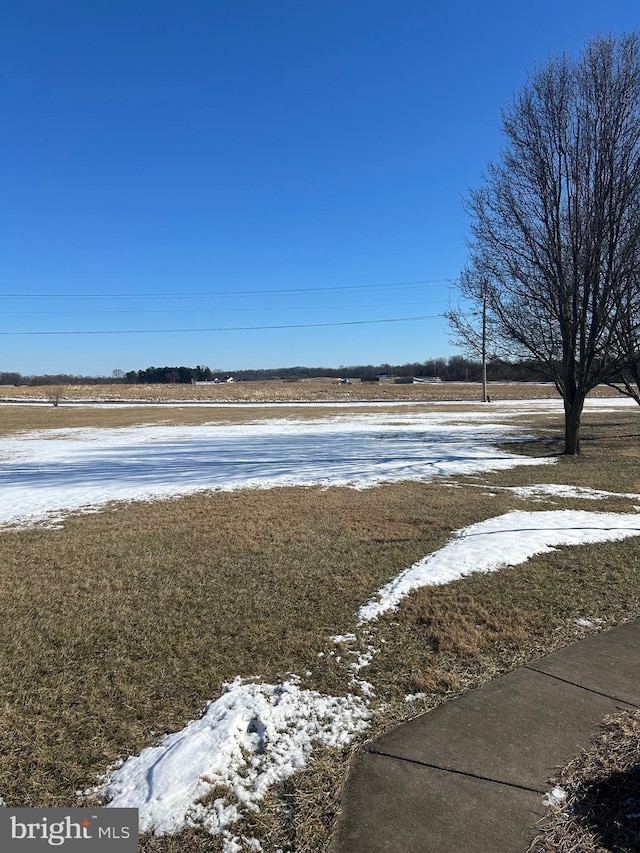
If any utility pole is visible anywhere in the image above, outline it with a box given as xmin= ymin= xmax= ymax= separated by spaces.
xmin=481 ymin=283 xmax=488 ymax=402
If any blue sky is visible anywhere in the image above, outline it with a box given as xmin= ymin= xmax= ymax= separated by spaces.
xmin=2 ymin=0 xmax=639 ymax=377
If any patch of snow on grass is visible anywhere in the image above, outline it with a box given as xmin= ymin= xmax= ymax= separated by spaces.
xmin=96 ymin=677 xmax=370 ymax=840
xmin=404 ymin=693 xmax=428 ymax=703
xmin=509 ymin=484 xmax=640 ymax=501
xmin=574 ymin=617 xmax=606 ymax=628
xmin=351 ymin=680 xmax=376 ymax=698
xmin=0 ymin=410 xmax=553 ymax=530
xmin=349 ymin=645 xmax=378 ymax=672
xmin=543 ymin=786 xmax=567 ymax=806
xmin=357 ymin=510 xmax=640 ymax=622
xmin=330 ymin=633 xmax=357 ymax=644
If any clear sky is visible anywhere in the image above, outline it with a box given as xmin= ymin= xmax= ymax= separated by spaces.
xmin=3 ymin=0 xmax=639 ymax=377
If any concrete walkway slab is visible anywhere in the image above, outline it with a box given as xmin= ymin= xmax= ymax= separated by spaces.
xmin=371 ymin=666 xmax=634 ymax=790
xmin=332 ymin=751 xmax=543 ymax=853
xmin=331 ymin=620 xmax=640 ymax=853
xmin=527 ymin=618 xmax=640 ymax=705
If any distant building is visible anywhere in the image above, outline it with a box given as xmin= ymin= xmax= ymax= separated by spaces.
xmin=378 ymin=375 xmax=414 ymax=384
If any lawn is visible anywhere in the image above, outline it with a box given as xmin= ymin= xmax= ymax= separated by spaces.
xmin=0 ymin=388 xmax=639 ymax=851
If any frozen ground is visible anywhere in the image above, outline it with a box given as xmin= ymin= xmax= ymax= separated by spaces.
xmin=4 ymin=398 xmax=640 ymax=849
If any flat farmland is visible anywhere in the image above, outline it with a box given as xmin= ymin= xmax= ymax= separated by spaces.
xmin=0 ymin=378 xmax=624 ymax=406
xmin=0 ymin=388 xmax=639 ymax=852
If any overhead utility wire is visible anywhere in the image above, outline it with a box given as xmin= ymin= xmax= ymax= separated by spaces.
xmin=0 ymin=314 xmax=443 ymax=336
xmin=0 ymin=278 xmax=455 ymax=300
xmin=3 ymin=299 xmax=447 ymax=317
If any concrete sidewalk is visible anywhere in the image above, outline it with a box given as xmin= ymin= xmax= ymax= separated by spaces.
xmin=330 ymin=619 xmax=640 ymax=853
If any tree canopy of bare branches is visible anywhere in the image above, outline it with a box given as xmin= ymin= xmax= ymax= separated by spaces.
xmin=450 ymin=33 xmax=640 ymax=454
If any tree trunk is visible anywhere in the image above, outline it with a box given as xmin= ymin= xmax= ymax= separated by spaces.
xmin=563 ymin=398 xmax=583 ymax=455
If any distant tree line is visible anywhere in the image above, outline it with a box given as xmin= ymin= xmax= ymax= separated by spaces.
xmin=217 ymin=358 xmax=548 ymax=383
xmin=0 ymin=357 xmax=561 ymax=387
xmin=125 ymin=365 xmax=215 ymax=384
xmin=0 ymin=372 xmax=117 ymax=386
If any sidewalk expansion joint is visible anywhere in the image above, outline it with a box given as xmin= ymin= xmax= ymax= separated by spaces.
xmin=523 ymin=666 xmax=640 ymax=708
xmin=366 ymin=748 xmax=546 ymax=795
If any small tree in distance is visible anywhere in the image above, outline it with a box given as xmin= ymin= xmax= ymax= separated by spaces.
xmin=450 ymin=32 xmax=640 ymax=454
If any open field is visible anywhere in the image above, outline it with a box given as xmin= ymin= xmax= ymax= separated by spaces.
xmin=0 ymin=378 xmax=625 ymax=406
xmin=0 ymin=379 xmax=626 ymax=437
xmin=0 ymin=392 xmax=639 ymax=851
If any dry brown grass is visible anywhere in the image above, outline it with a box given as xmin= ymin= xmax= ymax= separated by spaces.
xmin=0 ymin=402 xmax=367 ymax=434
xmin=528 ymin=709 xmax=640 ymax=853
xmin=0 ymin=399 xmax=639 ymax=851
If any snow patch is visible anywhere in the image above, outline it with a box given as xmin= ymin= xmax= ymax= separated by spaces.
xmin=574 ymin=617 xmax=605 ymax=628
xmin=331 ymin=633 xmax=357 ymax=644
xmin=357 ymin=510 xmax=640 ymax=622
xmin=351 ymin=680 xmax=376 ymax=698
xmin=0 ymin=411 xmax=553 ymax=530
xmin=95 ymin=677 xmax=370 ymax=838
xmin=543 ymin=786 xmax=567 ymax=806
xmin=509 ymin=484 xmax=640 ymax=502
xmin=404 ymin=693 xmax=428 ymax=703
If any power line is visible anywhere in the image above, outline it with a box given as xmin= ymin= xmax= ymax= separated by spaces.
xmin=1 ymin=299 xmax=449 ymax=317
xmin=0 ymin=314 xmax=444 ymax=336
xmin=0 ymin=278 xmax=455 ymax=300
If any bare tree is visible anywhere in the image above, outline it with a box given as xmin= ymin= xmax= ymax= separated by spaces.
xmin=453 ymin=33 xmax=640 ymax=454
xmin=47 ymin=386 xmax=64 ymax=407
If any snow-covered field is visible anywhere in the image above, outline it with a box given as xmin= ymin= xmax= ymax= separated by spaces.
xmin=4 ymin=398 xmax=640 ymax=851
xmin=0 ymin=407 xmax=552 ymax=530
